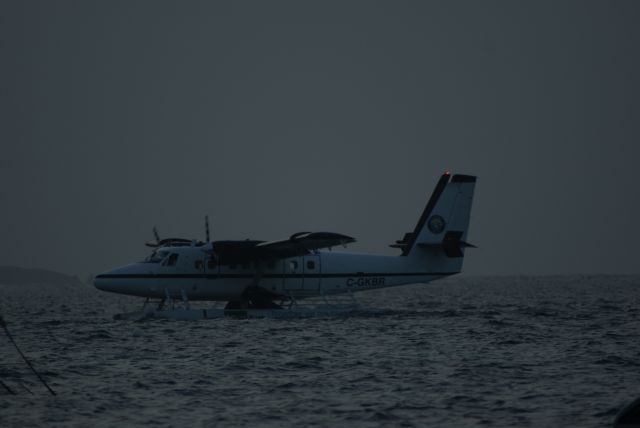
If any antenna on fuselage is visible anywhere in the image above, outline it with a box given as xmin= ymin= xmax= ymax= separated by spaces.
xmin=202 ymin=215 xmax=218 ymax=264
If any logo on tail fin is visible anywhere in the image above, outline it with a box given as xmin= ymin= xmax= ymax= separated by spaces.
xmin=427 ymin=215 xmax=446 ymax=234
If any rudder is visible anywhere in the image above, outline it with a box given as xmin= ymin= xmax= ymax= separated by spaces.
xmin=392 ymin=172 xmax=477 ymax=259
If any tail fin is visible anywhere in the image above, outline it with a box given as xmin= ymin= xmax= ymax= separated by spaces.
xmin=391 ymin=172 xmax=477 ymax=259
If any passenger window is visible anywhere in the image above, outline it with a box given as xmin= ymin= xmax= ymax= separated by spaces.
xmin=167 ymin=253 xmax=179 ymax=266
xmin=289 ymin=261 xmax=298 ymax=271
xmin=194 ymin=260 xmax=203 ymax=270
xmin=207 ymin=259 xmax=217 ymax=269
xmin=242 ymin=262 xmax=250 ymax=270
xmin=306 ymin=260 xmax=315 ymax=270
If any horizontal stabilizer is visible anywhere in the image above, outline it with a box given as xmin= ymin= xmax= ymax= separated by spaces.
xmin=389 ymin=232 xmax=414 ymax=249
xmin=417 ymin=230 xmax=476 ymax=258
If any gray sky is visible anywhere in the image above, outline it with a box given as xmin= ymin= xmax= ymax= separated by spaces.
xmin=1 ymin=1 xmax=639 ymax=277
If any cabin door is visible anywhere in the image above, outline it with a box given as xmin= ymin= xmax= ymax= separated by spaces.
xmin=303 ymin=255 xmax=320 ymax=291
xmin=283 ymin=257 xmax=304 ymax=291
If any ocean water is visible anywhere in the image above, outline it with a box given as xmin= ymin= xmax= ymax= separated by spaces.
xmin=1 ymin=275 xmax=639 ymax=427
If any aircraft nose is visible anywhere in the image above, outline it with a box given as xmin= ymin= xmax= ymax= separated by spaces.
xmin=93 ymin=273 xmax=113 ymax=292
xmin=94 ymin=266 xmax=129 ymax=293
xmin=93 ymin=264 xmax=149 ymax=296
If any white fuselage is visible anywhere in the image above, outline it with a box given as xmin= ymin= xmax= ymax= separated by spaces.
xmin=94 ymin=246 xmax=458 ymax=301
xmin=94 ymin=172 xmax=476 ymax=304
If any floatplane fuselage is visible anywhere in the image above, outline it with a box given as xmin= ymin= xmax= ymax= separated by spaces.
xmin=94 ymin=173 xmax=476 ymax=312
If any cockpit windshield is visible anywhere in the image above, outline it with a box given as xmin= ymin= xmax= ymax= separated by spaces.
xmin=142 ymin=250 xmax=169 ymax=263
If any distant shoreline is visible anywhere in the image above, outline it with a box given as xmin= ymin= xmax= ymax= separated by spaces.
xmin=0 ymin=266 xmax=82 ymax=287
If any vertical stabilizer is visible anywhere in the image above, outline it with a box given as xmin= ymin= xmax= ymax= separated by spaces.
xmin=392 ymin=173 xmax=477 ymax=260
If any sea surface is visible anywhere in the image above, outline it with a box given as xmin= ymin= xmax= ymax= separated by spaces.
xmin=1 ymin=275 xmax=639 ymax=427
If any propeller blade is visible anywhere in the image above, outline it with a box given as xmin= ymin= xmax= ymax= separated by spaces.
xmin=203 ymin=216 xmax=218 ymax=263
xmin=145 ymin=226 xmax=162 ymax=247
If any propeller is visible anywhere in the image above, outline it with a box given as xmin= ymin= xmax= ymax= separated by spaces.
xmin=144 ymin=218 xmax=217 ymax=251
xmin=145 ymin=226 xmax=162 ymax=247
xmin=145 ymin=226 xmax=190 ymax=248
xmin=201 ymin=215 xmax=218 ymax=265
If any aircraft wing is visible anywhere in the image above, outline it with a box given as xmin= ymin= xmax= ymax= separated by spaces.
xmin=254 ymin=232 xmax=356 ymax=259
xmin=211 ymin=232 xmax=355 ymax=264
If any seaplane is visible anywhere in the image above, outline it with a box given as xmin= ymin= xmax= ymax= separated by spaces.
xmin=94 ymin=172 xmax=477 ymax=319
